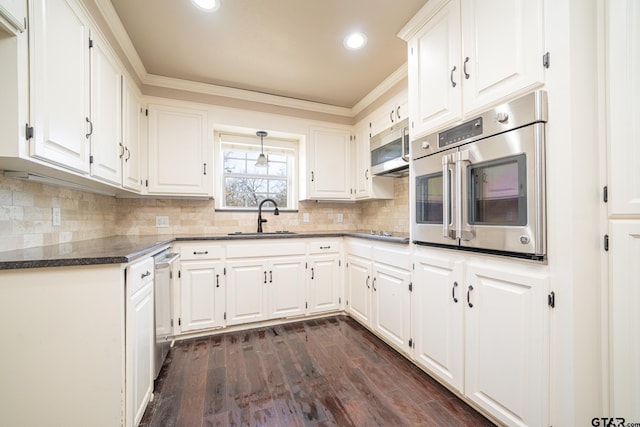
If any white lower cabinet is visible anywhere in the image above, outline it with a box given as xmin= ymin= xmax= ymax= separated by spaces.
xmin=346 ymin=239 xmax=412 ymax=353
xmin=226 ymin=256 xmax=306 ymax=325
xmin=307 ymin=240 xmax=342 ymax=314
xmin=175 ymin=243 xmax=226 ymax=334
xmin=180 ymin=260 xmax=225 ymax=332
xmin=413 ymin=252 xmax=464 ymax=392
xmin=125 ymin=257 xmax=155 ymax=427
xmin=372 ymin=246 xmax=412 ymax=352
xmin=412 ymin=246 xmax=549 ymax=427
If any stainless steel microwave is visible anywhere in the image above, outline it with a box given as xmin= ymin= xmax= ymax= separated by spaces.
xmin=370 ymin=118 xmax=410 ymax=177
xmin=411 ymin=91 xmax=548 ymax=260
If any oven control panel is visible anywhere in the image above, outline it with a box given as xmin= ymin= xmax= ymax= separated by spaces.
xmin=439 ymin=118 xmax=483 ymax=148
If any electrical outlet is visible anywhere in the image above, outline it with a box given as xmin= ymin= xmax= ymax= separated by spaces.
xmin=303 ymin=212 xmax=310 ymax=223
xmin=156 ymin=215 xmax=169 ymax=228
xmin=337 ymin=213 xmax=343 ymax=223
xmin=52 ymin=208 xmax=61 ymax=226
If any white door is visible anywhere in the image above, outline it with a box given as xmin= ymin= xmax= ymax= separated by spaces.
xmin=30 ymin=0 xmax=91 ymax=173
xmin=606 ymin=0 xmax=640 ymax=215
xmin=90 ymin=33 xmax=122 ymax=186
xmin=126 ymin=280 xmax=153 ymax=427
xmin=269 ymin=256 xmax=306 ymax=318
xmin=308 ymin=254 xmax=341 ymax=314
xmin=464 ymin=263 xmax=548 ymax=427
xmin=408 ymin=0 xmax=462 ymax=138
xmin=372 ymin=263 xmax=411 ymax=351
xmin=347 ymin=256 xmax=372 ymax=326
xmin=226 ymin=259 xmax=268 ymax=325
xmin=610 ymin=221 xmax=640 ymax=419
xmin=309 ymin=126 xmax=352 ymax=199
xmin=180 ymin=260 xmax=225 ymax=332
xmin=461 ymin=0 xmax=545 ymax=114
xmin=412 ymin=251 xmax=464 ymax=392
xmin=147 ymin=104 xmax=209 ymax=196
xmin=121 ymin=77 xmax=144 ymax=192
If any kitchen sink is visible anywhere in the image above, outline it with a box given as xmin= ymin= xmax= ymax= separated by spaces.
xmin=227 ymin=231 xmax=297 ymax=236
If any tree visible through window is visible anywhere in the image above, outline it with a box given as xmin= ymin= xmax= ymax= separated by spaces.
xmin=221 ymin=142 xmax=294 ymax=209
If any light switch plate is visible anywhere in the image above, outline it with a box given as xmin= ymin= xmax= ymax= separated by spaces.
xmin=156 ymin=215 xmax=169 ymax=228
xmin=303 ymin=212 xmax=310 ymax=223
xmin=52 ymin=207 xmax=61 ymax=226
xmin=337 ymin=213 xmax=343 ymax=223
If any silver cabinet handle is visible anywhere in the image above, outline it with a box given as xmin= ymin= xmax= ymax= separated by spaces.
xmin=450 ymin=66 xmax=457 ymax=87
xmin=452 ymin=281 xmax=459 ymax=303
xmin=269 ymin=270 xmax=273 ymax=283
xmin=467 ymin=285 xmax=474 ymax=308
xmin=311 ymin=171 xmax=315 ymax=182
xmin=390 ymin=110 xmax=394 ymax=123
xmin=396 ymin=105 xmax=401 ymax=120
xmin=463 ymin=57 xmax=470 ymax=79
xmin=264 ymin=271 xmax=267 ymax=284
xmin=372 ymin=277 xmax=377 ymax=292
xmin=141 ymin=271 xmax=151 ymax=279
xmin=119 ymin=143 xmax=125 ymax=158
xmin=216 ymin=274 xmax=220 ymax=288
xmin=365 ymin=169 xmax=369 ymax=180
xmin=125 ymin=147 xmax=131 ymax=161
xmin=319 ymin=246 xmax=331 ymax=250
xmin=366 ymin=275 xmax=370 ymax=289
xmin=85 ymin=117 xmax=93 ymax=139
xmin=311 ymin=267 xmax=314 ymax=280
xmin=193 ymin=251 xmax=208 ymax=255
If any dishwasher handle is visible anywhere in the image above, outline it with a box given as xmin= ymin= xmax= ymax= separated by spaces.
xmin=155 ymin=253 xmax=180 ymax=270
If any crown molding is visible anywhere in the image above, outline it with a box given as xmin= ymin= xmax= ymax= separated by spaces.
xmin=91 ymin=0 xmax=405 ymax=119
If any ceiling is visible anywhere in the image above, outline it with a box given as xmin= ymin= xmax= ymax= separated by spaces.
xmin=108 ymin=0 xmax=427 ymax=109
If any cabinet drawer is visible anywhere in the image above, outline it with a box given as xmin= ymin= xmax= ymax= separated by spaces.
xmin=177 ymin=242 xmax=224 ymax=260
xmin=308 ymin=240 xmax=341 ymax=254
xmin=373 ymin=244 xmax=411 ymax=270
xmin=346 ymin=239 xmax=372 ymax=259
xmin=127 ymin=257 xmax=154 ymax=295
xmin=226 ymin=241 xmax=306 ymax=258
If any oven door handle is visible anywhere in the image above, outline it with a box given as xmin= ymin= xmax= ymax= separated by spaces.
xmin=442 ymin=154 xmax=453 ymax=239
xmin=457 ymin=150 xmax=476 ymax=242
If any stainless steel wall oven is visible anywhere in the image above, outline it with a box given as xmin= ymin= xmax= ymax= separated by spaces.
xmin=411 ymin=91 xmax=548 ymax=260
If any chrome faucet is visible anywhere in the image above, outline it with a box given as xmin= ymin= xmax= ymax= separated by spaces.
xmin=257 ymin=198 xmax=279 ymax=233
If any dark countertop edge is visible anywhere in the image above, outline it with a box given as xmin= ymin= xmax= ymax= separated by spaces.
xmin=0 ymin=233 xmax=408 ymax=271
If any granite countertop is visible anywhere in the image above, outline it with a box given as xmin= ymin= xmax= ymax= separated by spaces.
xmin=0 ymin=231 xmax=409 ymax=270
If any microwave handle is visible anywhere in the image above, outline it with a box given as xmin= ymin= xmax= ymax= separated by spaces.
xmin=442 ymin=154 xmax=452 ymax=239
xmin=401 ymin=127 xmax=410 ymax=162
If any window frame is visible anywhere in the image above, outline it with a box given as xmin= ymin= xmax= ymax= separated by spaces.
xmin=214 ymin=131 xmax=299 ymax=211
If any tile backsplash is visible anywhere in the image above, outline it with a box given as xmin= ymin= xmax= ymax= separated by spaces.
xmin=0 ymin=176 xmax=409 ymax=252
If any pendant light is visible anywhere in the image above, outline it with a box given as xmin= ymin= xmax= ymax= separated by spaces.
xmin=255 ymin=131 xmax=268 ymax=167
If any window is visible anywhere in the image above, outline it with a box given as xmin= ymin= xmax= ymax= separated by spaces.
xmin=216 ymin=132 xmax=298 ymax=210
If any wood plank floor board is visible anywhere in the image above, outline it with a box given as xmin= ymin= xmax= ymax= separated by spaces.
xmin=141 ymin=315 xmax=496 ymax=427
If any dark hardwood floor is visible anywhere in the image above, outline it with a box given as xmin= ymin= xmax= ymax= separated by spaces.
xmin=141 ymin=315 xmax=495 ymax=427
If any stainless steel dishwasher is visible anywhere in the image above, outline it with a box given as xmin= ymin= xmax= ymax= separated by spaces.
xmin=153 ymin=249 xmax=179 ymax=379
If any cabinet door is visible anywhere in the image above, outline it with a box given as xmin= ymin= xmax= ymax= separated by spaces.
xmin=464 ymin=263 xmax=548 ymax=427
xmin=354 ymin=122 xmax=371 ymax=198
xmin=226 ymin=259 xmax=268 ymax=325
xmin=408 ymin=0 xmax=462 ymax=138
xmin=610 ymin=221 xmax=640 ymax=419
xmin=90 ymin=33 xmax=122 ymax=186
xmin=180 ymin=260 xmax=225 ymax=332
xmin=372 ymin=263 xmax=411 ymax=351
xmin=121 ymin=77 xmax=144 ymax=192
xmin=412 ymin=252 xmax=464 ymax=392
xmin=606 ymin=0 xmax=640 ymax=215
xmin=309 ymin=126 xmax=352 ymax=200
xmin=461 ymin=0 xmax=544 ymax=114
xmin=346 ymin=255 xmax=372 ymax=326
xmin=308 ymin=254 xmax=341 ymax=314
xmin=147 ymin=104 xmax=210 ymax=196
xmin=30 ymin=0 xmax=91 ymax=173
xmin=269 ymin=256 xmax=306 ymax=318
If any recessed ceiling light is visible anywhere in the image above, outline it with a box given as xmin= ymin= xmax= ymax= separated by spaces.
xmin=191 ymin=0 xmax=220 ymax=12
xmin=344 ymin=32 xmax=368 ymax=50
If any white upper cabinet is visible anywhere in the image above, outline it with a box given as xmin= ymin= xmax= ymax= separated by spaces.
xmin=0 ymin=0 xmax=26 ymax=34
xmin=401 ymin=0 xmax=544 ymax=138
xmin=368 ymin=89 xmax=409 ymax=138
xmin=121 ymin=77 xmax=145 ymax=192
xmin=89 ymin=32 xmax=122 ymax=186
xmin=308 ymin=125 xmax=353 ymax=200
xmin=353 ymin=121 xmax=394 ymax=200
xmin=606 ymin=0 xmax=640 ymax=216
xmin=147 ymin=103 xmax=211 ymax=196
xmin=29 ymin=0 xmax=91 ymax=173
